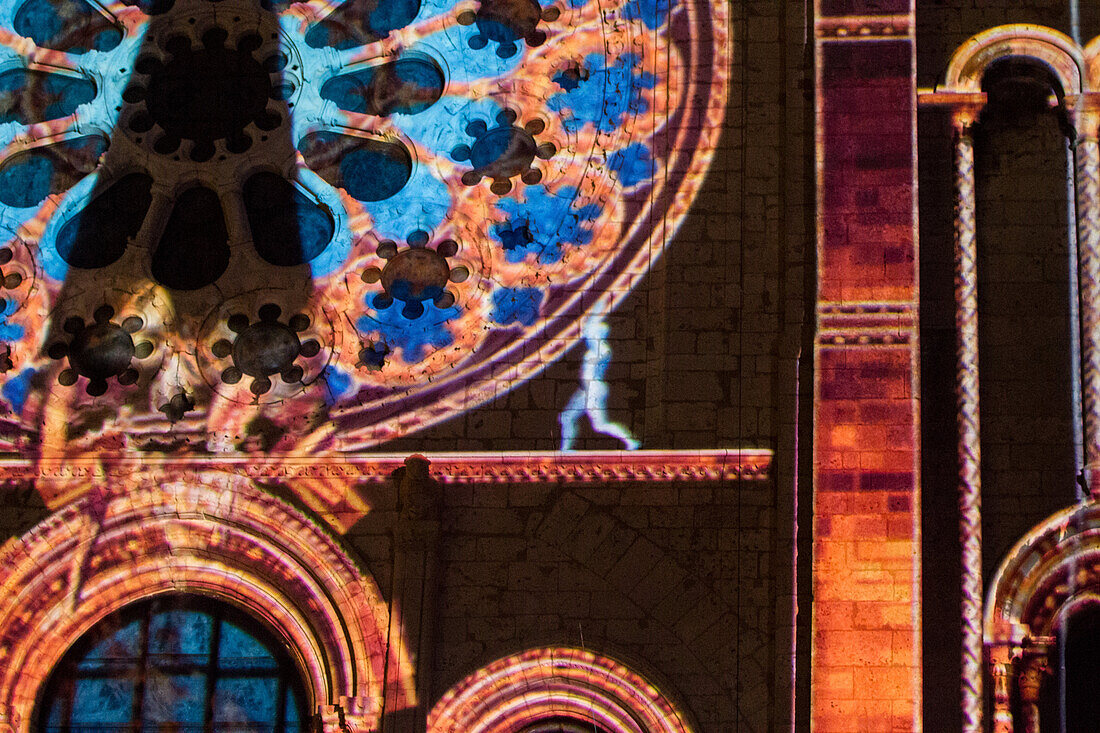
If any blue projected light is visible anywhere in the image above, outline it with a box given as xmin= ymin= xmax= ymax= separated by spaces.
xmin=0 ymin=0 xmax=728 ymax=448
xmin=560 ymin=306 xmax=640 ymax=451
xmin=39 ymin=597 xmax=307 ymax=732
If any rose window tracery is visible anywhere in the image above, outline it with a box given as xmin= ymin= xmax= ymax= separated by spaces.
xmin=455 ymin=0 xmax=559 ymax=58
xmin=125 ymin=26 xmax=284 ymax=161
xmin=451 ymin=109 xmax=556 ymax=194
xmin=0 ymin=0 xmax=727 ymax=449
xmin=361 ymin=232 xmax=468 ymax=318
xmin=45 ymin=304 xmax=154 ymax=395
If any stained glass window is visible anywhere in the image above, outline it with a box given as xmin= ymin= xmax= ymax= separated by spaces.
xmin=522 ymin=719 xmax=610 ymax=733
xmin=37 ymin=595 xmax=308 ymax=732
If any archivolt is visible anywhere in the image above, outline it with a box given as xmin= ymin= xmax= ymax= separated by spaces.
xmin=427 ymin=646 xmax=694 ymax=733
xmin=943 ymin=24 xmax=1084 ymax=95
xmin=985 ymin=501 xmax=1100 ymax=644
xmin=0 ymin=472 xmax=411 ymax=733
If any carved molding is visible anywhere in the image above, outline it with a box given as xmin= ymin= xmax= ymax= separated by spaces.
xmin=942 ymin=24 xmax=1084 ymax=95
xmin=815 ymin=15 xmax=912 ymax=41
xmin=0 ymin=449 xmax=773 ymax=484
xmin=0 ymin=475 xmax=411 ymax=733
xmin=427 ymin=646 xmax=694 ymax=733
xmin=984 ymin=501 xmax=1100 ymax=642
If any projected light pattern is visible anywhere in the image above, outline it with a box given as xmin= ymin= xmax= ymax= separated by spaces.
xmin=427 ymin=647 xmax=694 ymax=733
xmin=559 ymin=303 xmax=639 ymax=450
xmin=0 ymin=0 xmax=727 ymax=452
xmin=38 ymin=596 xmax=309 ymax=732
xmin=0 ymin=475 xmax=414 ymax=732
xmin=812 ymin=5 xmax=920 ymax=732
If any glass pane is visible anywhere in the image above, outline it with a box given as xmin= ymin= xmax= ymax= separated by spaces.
xmin=13 ymin=0 xmax=122 ymax=53
xmin=148 ymin=608 xmax=212 ymax=663
xmin=218 ymin=620 xmax=278 ymax=670
xmin=212 ymin=676 xmax=279 ymax=728
xmin=285 ymin=687 xmax=300 ymax=724
xmin=70 ymin=676 xmax=135 ymax=727
xmin=142 ymin=671 xmax=206 ymax=727
xmin=38 ymin=596 xmax=308 ymax=731
xmin=76 ymin=618 xmax=142 ymax=672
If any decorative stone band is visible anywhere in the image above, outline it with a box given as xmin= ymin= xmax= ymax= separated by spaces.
xmin=2 ymin=450 xmax=771 ymax=535
xmin=427 ymin=646 xmax=694 ymax=733
xmin=0 ymin=449 xmax=773 ymax=484
xmin=814 ymin=14 xmax=912 ymax=41
xmin=0 ymin=474 xmax=411 ymax=733
xmin=817 ymin=301 xmax=917 ymax=347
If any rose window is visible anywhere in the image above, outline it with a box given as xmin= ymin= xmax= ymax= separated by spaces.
xmin=0 ymin=0 xmax=728 ymax=449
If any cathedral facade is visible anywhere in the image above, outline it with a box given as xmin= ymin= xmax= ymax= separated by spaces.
xmin=0 ymin=0 xmax=1094 ymax=731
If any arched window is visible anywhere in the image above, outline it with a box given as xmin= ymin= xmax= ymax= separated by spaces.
xmin=428 ymin=647 xmax=694 ymax=733
xmin=1032 ymin=603 xmax=1100 ymax=733
xmin=920 ymin=23 xmax=1094 ymax=732
xmin=36 ymin=595 xmax=309 ymax=732
xmin=521 ymin=719 xmax=611 ymax=733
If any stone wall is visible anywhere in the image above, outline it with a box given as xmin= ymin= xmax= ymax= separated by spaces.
xmin=382 ymin=0 xmax=810 ymax=454
xmin=347 ymin=473 xmax=783 ymax=732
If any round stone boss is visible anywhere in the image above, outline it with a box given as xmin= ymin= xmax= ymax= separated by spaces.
xmin=0 ymin=0 xmax=728 ymax=447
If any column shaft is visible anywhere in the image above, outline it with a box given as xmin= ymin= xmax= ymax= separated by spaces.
xmin=954 ymin=118 xmax=984 ymax=733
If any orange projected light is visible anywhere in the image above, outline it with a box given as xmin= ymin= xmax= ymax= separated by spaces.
xmin=428 ymin=647 xmax=693 ymax=733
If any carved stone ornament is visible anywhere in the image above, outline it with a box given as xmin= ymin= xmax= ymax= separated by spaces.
xmin=0 ymin=473 xmax=412 ymax=732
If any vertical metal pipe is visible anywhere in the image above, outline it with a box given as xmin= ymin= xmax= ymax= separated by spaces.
xmin=954 ymin=112 xmax=984 ymax=733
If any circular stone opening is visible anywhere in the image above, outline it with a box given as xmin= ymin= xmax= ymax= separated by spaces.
xmin=68 ymin=321 xmax=135 ymax=380
xmin=233 ymin=321 xmax=302 ymax=377
xmin=140 ymin=28 xmax=273 ymax=150
xmin=381 ymin=248 xmax=451 ymax=302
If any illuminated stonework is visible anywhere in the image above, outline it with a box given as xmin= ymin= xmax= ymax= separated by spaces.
xmin=0 ymin=0 xmax=729 ymax=449
xmin=0 ymin=473 xmax=412 ymax=732
xmin=427 ymin=647 xmax=694 ymax=733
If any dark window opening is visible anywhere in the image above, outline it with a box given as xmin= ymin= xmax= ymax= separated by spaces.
xmin=1039 ymin=605 xmax=1100 ymax=733
xmin=36 ymin=595 xmax=309 ymax=732
xmin=521 ymin=717 xmax=612 ymax=733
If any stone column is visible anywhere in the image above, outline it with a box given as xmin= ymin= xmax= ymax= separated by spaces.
xmin=1017 ymin=650 xmax=1050 ymax=733
xmin=384 ymin=455 xmax=442 ymax=733
xmin=1074 ymin=105 xmax=1100 ymax=493
xmin=989 ymin=644 xmax=1017 ymax=733
xmin=954 ymin=106 xmax=985 ymax=733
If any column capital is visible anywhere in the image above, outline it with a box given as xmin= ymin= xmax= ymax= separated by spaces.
xmin=1067 ymin=92 xmax=1100 ymax=142
xmin=952 ymin=106 xmax=983 ymax=134
xmin=1017 ymin=657 xmax=1048 ymax=704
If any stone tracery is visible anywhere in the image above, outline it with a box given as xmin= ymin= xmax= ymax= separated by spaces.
xmin=0 ymin=0 xmax=725 ymax=448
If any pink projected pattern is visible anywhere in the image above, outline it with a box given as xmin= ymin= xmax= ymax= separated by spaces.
xmin=0 ymin=0 xmax=730 ymax=452
xmin=428 ymin=646 xmax=694 ymax=733
xmin=0 ymin=474 xmax=413 ymax=732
